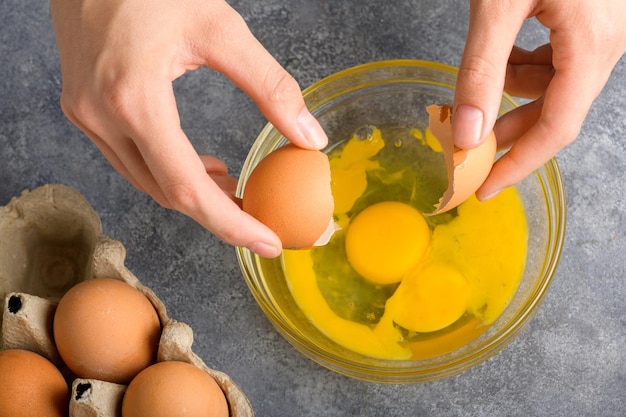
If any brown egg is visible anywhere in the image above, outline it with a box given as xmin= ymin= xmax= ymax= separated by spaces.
xmin=242 ymin=143 xmax=335 ymax=250
xmin=426 ymin=104 xmax=497 ymax=214
xmin=0 ymin=349 xmax=69 ymax=417
xmin=121 ymin=361 xmax=229 ymax=417
xmin=53 ymin=277 xmax=162 ymax=384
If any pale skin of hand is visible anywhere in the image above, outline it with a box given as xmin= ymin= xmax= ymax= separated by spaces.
xmin=49 ymin=0 xmax=328 ymax=258
xmin=50 ymin=0 xmax=625 ymax=257
xmin=453 ymin=0 xmax=626 ymax=200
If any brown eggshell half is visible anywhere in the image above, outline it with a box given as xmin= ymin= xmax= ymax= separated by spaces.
xmin=242 ymin=143 xmax=334 ymax=250
xmin=426 ymin=104 xmax=497 ymax=214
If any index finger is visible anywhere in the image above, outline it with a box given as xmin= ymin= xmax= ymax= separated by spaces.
xmin=453 ymin=1 xmax=531 ymax=149
xmin=192 ymin=3 xmax=328 ymax=150
xmin=121 ymin=79 xmax=283 ymax=257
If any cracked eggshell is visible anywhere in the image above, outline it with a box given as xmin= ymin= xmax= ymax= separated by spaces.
xmin=426 ymin=104 xmax=497 ymax=214
xmin=0 ymin=184 xmax=254 ymax=417
xmin=242 ymin=143 xmax=335 ymax=250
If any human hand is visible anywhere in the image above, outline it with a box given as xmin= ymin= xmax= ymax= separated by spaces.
xmin=453 ymin=0 xmax=626 ymax=200
xmin=49 ymin=0 xmax=328 ymax=258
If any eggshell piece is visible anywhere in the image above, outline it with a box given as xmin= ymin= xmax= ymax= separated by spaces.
xmin=313 ymin=218 xmax=342 ymax=247
xmin=121 ymin=361 xmax=229 ymax=417
xmin=426 ymin=104 xmax=497 ymax=214
xmin=53 ymin=277 xmax=162 ymax=384
xmin=242 ymin=143 xmax=334 ymax=250
xmin=0 ymin=349 xmax=70 ymax=417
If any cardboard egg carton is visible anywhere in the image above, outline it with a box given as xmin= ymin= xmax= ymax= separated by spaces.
xmin=0 ymin=184 xmax=253 ymax=417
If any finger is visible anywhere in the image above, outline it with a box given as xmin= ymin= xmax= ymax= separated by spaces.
xmin=62 ymin=103 xmax=158 ymax=198
xmin=493 ymin=97 xmax=543 ymax=149
xmin=91 ymin=135 xmax=156 ymax=199
xmin=505 ymin=45 xmax=554 ymax=99
xmin=504 ymin=64 xmax=553 ymax=99
xmin=88 ymin=133 xmax=176 ymax=209
xmin=123 ymin=80 xmax=283 ymax=257
xmin=508 ymin=44 xmax=553 ymax=66
xmin=453 ymin=0 xmax=531 ymax=149
xmin=477 ymin=63 xmax=601 ymax=200
xmin=208 ymin=172 xmax=239 ymax=202
xmin=198 ymin=154 xmax=229 ymax=175
xmin=198 ymin=155 xmax=238 ymax=200
xmin=191 ymin=3 xmax=328 ymax=150
xmin=59 ymin=91 xmax=178 ymax=205
xmin=475 ymin=120 xmax=562 ymax=201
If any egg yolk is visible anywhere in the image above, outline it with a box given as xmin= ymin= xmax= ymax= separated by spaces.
xmin=389 ymin=263 xmax=469 ymax=333
xmin=345 ymin=202 xmax=430 ymax=284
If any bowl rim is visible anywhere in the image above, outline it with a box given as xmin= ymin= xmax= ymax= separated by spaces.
xmin=236 ymin=59 xmax=567 ymax=383
xmin=302 ymin=59 xmax=460 ymax=93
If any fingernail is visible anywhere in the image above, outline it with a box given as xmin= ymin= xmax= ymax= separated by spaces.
xmin=453 ymin=104 xmax=484 ymax=148
xmin=477 ymin=188 xmax=502 ymax=202
xmin=296 ymin=108 xmax=328 ymax=149
xmin=246 ymin=241 xmax=281 ymax=258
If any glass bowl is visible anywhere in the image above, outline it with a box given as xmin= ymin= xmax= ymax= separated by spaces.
xmin=235 ymin=60 xmax=565 ymax=383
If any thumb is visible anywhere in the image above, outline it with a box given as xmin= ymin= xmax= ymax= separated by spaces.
xmin=195 ymin=3 xmax=328 ymax=150
xmin=453 ymin=1 xmax=529 ymax=149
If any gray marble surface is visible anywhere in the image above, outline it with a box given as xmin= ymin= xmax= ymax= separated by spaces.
xmin=1 ymin=0 xmax=625 ymax=416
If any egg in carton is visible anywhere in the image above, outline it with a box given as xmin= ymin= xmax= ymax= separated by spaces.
xmin=0 ymin=184 xmax=253 ymax=417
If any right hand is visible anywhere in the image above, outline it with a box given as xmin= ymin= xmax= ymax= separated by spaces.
xmin=50 ymin=0 xmax=328 ymax=258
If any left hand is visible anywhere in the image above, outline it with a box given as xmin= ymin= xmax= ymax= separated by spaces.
xmin=453 ymin=0 xmax=626 ymax=200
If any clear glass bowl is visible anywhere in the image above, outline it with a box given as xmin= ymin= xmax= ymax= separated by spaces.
xmin=235 ymin=60 xmax=566 ymax=383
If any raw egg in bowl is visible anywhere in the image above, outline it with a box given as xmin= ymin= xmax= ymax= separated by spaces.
xmin=236 ymin=60 xmax=565 ymax=383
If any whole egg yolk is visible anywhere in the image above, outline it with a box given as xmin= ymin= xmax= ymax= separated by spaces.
xmin=345 ymin=201 xmax=430 ymax=284
xmin=390 ymin=263 xmax=470 ymax=333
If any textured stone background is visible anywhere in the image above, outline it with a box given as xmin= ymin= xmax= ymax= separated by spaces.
xmin=1 ymin=0 xmax=625 ymax=416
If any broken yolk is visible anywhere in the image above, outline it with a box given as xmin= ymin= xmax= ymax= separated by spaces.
xmin=345 ymin=202 xmax=430 ymax=285
xmin=389 ymin=263 xmax=469 ymax=333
